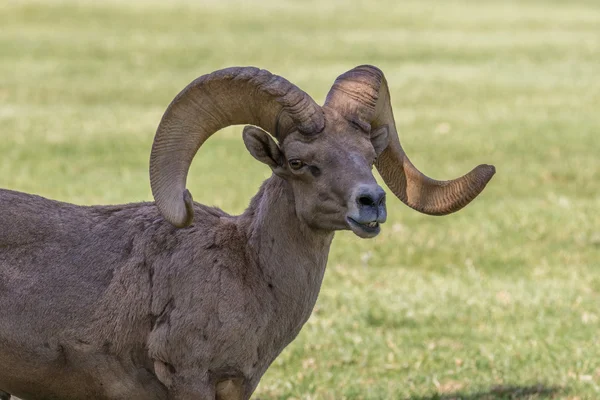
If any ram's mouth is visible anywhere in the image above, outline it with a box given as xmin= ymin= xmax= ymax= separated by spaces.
xmin=346 ymin=217 xmax=380 ymax=238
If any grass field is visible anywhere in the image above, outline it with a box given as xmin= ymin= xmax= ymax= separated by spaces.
xmin=1 ymin=0 xmax=599 ymax=398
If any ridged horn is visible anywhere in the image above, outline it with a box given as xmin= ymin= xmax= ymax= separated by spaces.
xmin=325 ymin=65 xmax=495 ymax=215
xmin=150 ymin=67 xmax=324 ymax=227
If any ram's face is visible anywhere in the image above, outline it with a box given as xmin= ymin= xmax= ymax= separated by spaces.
xmin=277 ymin=110 xmax=389 ymax=238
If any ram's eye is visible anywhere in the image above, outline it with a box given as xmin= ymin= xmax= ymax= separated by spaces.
xmin=288 ymin=159 xmax=304 ymax=170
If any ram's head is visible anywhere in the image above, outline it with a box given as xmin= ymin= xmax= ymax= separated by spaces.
xmin=150 ymin=66 xmax=495 ymax=237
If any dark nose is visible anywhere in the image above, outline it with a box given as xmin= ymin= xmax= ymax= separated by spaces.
xmin=356 ymin=185 xmax=386 ymax=208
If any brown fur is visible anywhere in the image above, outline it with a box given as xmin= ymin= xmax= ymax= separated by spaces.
xmin=0 ymin=66 xmax=493 ymax=400
xmin=0 ymin=114 xmax=383 ymax=399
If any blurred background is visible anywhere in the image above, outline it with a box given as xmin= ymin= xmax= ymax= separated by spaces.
xmin=1 ymin=0 xmax=599 ymax=398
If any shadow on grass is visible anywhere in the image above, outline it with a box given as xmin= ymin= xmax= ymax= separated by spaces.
xmin=410 ymin=384 xmax=562 ymax=400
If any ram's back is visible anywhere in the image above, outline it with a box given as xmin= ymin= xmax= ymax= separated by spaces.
xmin=0 ymin=188 xmax=230 ymax=332
xmin=0 ymin=189 xmax=160 ymax=338
xmin=0 ymin=189 xmax=234 ymax=399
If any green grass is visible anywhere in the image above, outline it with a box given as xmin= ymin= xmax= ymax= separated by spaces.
xmin=1 ymin=0 xmax=599 ymax=398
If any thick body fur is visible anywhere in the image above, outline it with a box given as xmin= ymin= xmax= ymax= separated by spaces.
xmin=0 ymin=65 xmax=494 ymax=399
xmin=0 ymin=176 xmax=332 ymax=399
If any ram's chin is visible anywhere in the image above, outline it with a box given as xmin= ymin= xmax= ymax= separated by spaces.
xmin=346 ymin=217 xmax=381 ymax=239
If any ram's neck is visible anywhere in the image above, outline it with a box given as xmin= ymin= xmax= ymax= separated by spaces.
xmin=239 ymin=176 xmax=334 ymax=330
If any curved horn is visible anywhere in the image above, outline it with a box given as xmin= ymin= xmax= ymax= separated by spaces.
xmin=150 ymin=67 xmax=324 ymax=227
xmin=324 ymin=65 xmax=495 ymax=215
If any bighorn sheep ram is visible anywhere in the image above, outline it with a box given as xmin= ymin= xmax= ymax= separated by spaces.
xmin=0 ymin=66 xmax=494 ymax=399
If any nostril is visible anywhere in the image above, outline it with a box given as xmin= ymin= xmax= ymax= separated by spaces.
xmin=357 ymin=186 xmax=386 ymax=208
xmin=358 ymin=195 xmax=375 ymax=207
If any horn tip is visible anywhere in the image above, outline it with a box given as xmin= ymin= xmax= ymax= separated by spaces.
xmin=159 ymin=189 xmax=195 ymax=228
xmin=179 ymin=189 xmax=195 ymax=228
xmin=475 ymin=164 xmax=496 ymax=184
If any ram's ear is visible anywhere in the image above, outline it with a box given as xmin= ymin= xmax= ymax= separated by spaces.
xmin=370 ymin=125 xmax=390 ymax=156
xmin=243 ymin=126 xmax=286 ymax=174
